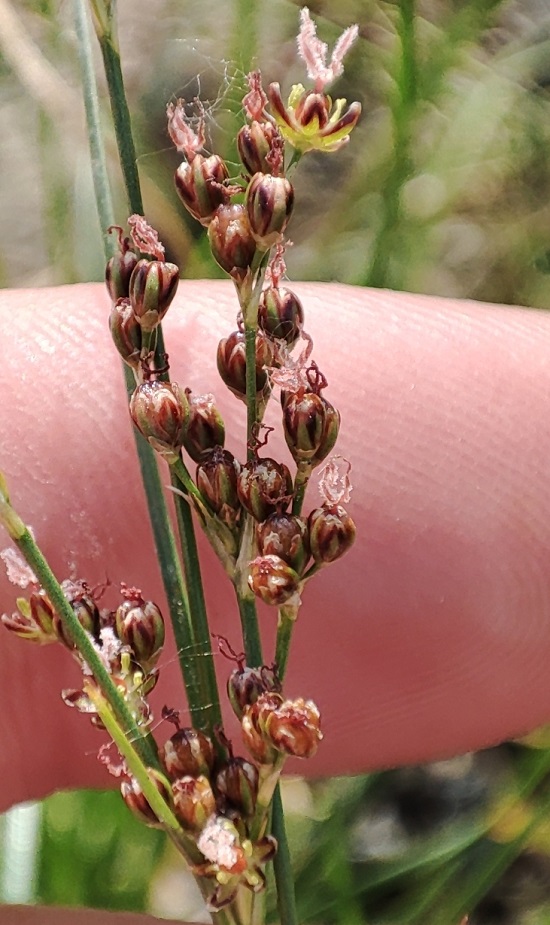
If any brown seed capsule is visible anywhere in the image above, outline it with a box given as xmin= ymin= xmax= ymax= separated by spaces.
xmin=160 ymin=727 xmax=215 ymax=780
xmin=182 ymin=391 xmax=225 ymax=463
xmin=196 ymin=447 xmax=241 ymax=526
xmin=208 ymin=203 xmax=257 ymax=280
xmin=228 ymin=663 xmax=282 ymax=719
xmin=283 ymin=392 xmax=340 ymax=464
xmin=248 ymin=554 xmax=301 ymax=606
xmin=172 ymin=774 xmax=217 ymax=831
xmin=105 ymin=228 xmax=139 ymax=302
xmin=115 ymin=589 xmax=165 ymax=671
xmin=109 ymin=298 xmax=142 ymax=370
xmin=121 ymin=768 xmax=173 ymax=828
xmin=175 ymin=153 xmax=229 ymax=225
xmin=263 ymin=696 xmax=323 ymax=760
xmin=215 ymin=757 xmax=259 ymax=817
xmin=256 ymin=512 xmax=309 ymax=575
xmin=237 ymin=456 xmax=292 ymax=522
xmin=259 ymin=286 xmax=304 ymax=346
xmin=129 ymin=258 xmax=179 ymax=332
xmin=129 ymin=380 xmax=190 ymax=460
xmin=217 ymin=330 xmax=273 ymax=401
xmin=308 ymin=504 xmax=356 ymax=564
xmin=241 ymin=692 xmax=283 ymax=763
xmin=237 ymin=120 xmax=280 ymax=176
xmin=245 ymin=172 xmax=294 ymax=250
xmin=53 ymin=579 xmax=100 ymax=648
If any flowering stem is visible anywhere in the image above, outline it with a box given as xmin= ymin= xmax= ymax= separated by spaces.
xmin=234 ymin=515 xmax=263 ymax=666
xmin=73 ymin=0 xmax=116 ymax=259
xmin=170 ymin=477 xmax=222 ymax=734
xmin=274 ymin=606 xmax=298 ymax=681
xmin=85 ymin=1 xmax=223 ymax=738
xmin=271 ymin=787 xmax=298 ymax=925
xmin=0 ymin=480 xmax=158 ymax=770
xmin=291 ymin=462 xmax=311 ymax=516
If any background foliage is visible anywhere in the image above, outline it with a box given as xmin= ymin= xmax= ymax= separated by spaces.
xmin=2 ymin=0 xmax=550 ymax=922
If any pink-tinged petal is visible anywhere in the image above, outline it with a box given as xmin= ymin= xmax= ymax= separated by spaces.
xmin=320 ymin=101 xmax=362 ymax=143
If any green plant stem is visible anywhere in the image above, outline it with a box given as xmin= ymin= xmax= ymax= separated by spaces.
xmin=73 ymin=0 xmax=115 ymax=258
xmin=92 ymin=17 xmax=143 ymax=216
xmin=271 ymin=786 xmax=298 ymax=925
xmin=235 ymin=587 xmax=264 ymax=668
xmin=274 ymin=607 xmax=296 ymax=681
xmin=0 ymin=491 xmax=158 ymax=769
xmin=244 ymin=322 xmax=258 ymax=457
xmin=170 ymin=471 xmax=222 ymax=735
xmin=291 ymin=462 xmax=311 ymax=516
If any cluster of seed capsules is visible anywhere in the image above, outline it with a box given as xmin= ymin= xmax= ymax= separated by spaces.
xmin=105 ymin=76 xmax=356 ymax=606
xmin=2 ymin=574 xmax=323 ymax=908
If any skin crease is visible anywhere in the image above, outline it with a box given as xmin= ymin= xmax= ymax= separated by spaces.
xmin=1 ymin=280 xmax=550 ymax=923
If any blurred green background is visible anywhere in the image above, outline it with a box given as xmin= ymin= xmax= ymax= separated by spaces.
xmin=3 ymin=0 xmax=550 ymax=922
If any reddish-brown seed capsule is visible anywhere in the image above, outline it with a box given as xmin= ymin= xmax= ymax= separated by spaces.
xmin=172 ymin=775 xmax=217 ymax=831
xmin=53 ymin=579 xmax=100 ymax=648
xmin=109 ymin=298 xmax=142 ymax=370
xmin=175 ymin=153 xmax=229 ymax=225
xmin=160 ymin=727 xmax=215 ymax=780
xmin=282 ymin=392 xmax=340 ymax=464
xmin=115 ymin=589 xmax=165 ymax=672
xmin=258 ymin=286 xmax=304 ymax=346
xmin=248 ymin=554 xmax=301 ymax=606
xmin=196 ymin=447 xmax=241 ymax=526
xmin=263 ymin=696 xmax=323 ymax=760
xmin=182 ymin=391 xmax=225 ymax=463
xmin=256 ymin=512 xmax=309 ymax=575
xmin=129 ymin=380 xmax=189 ymax=460
xmin=245 ymin=172 xmax=294 ymax=250
xmin=308 ymin=504 xmax=356 ymax=564
xmin=215 ymin=757 xmax=259 ymax=817
xmin=237 ymin=120 xmax=280 ymax=176
xmin=121 ymin=769 xmax=173 ymax=828
xmin=237 ymin=456 xmax=293 ymax=522
xmin=129 ymin=258 xmax=179 ymax=332
xmin=228 ymin=663 xmax=282 ymax=719
xmin=105 ymin=228 xmax=139 ymax=302
xmin=217 ymin=330 xmax=273 ymax=401
xmin=1 ymin=589 xmax=57 ymax=645
xmin=208 ymin=204 xmax=257 ymax=280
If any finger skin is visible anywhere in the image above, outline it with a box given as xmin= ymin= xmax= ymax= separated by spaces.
xmin=1 ymin=281 xmax=550 ymax=812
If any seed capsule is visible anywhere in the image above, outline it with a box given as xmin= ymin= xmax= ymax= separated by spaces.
xmin=182 ymin=391 xmax=225 ymax=463
xmin=208 ymin=203 xmax=257 ymax=280
xmin=215 ymin=757 xmax=259 ymax=817
xmin=160 ymin=727 xmax=215 ymax=780
xmin=237 ymin=456 xmax=292 ymax=522
xmin=228 ymin=662 xmax=281 ymax=719
xmin=105 ymin=229 xmax=139 ymax=302
xmin=129 ymin=380 xmax=189 ymax=460
xmin=308 ymin=504 xmax=356 ymax=564
xmin=196 ymin=447 xmax=241 ymax=527
xmin=1 ymin=589 xmax=57 ymax=645
xmin=175 ymin=153 xmax=229 ymax=225
xmin=53 ymin=579 xmax=100 ymax=648
xmin=248 ymin=554 xmax=301 ymax=606
xmin=245 ymin=172 xmax=294 ymax=250
xmin=242 ymin=692 xmax=322 ymax=762
xmin=172 ymin=774 xmax=216 ymax=831
xmin=256 ymin=512 xmax=309 ymax=575
xmin=129 ymin=259 xmax=179 ymax=332
xmin=282 ymin=391 xmax=340 ymax=464
xmin=237 ymin=120 xmax=280 ymax=176
xmin=121 ymin=769 xmax=173 ymax=828
xmin=217 ymin=330 xmax=273 ymax=401
xmin=259 ymin=286 xmax=304 ymax=346
xmin=109 ymin=298 xmax=142 ymax=370
xmin=115 ymin=589 xmax=165 ymax=671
